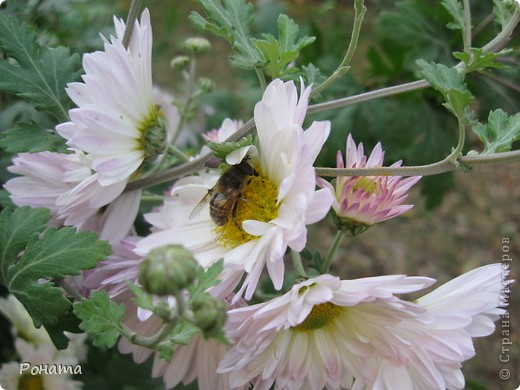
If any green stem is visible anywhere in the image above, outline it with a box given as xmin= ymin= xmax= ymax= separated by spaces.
xmin=122 ymin=321 xmax=177 ymax=349
xmin=315 ymin=150 xmax=520 ymax=177
xmin=312 ymin=0 xmax=366 ymax=97
xmin=54 ymin=278 xmax=84 ymax=300
xmin=140 ymin=194 xmax=165 ymax=203
xmin=321 ymin=231 xmax=346 ymax=274
xmin=122 ymin=0 xmax=143 ymax=49
xmin=168 ymin=145 xmax=190 ymax=163
xmin=462 ymin=0 xmax=472 ymax=51
xmin=255 ymin=68 xmax=267 ymax=91
xmin=291 ymin=250 xmax=307 ymax=278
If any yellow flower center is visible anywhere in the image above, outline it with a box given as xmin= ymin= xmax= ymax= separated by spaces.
xmin=19 ymin=373 xmax=44 ymax=390
xmin=292 ymin=302 xmax=344 ymax=332
xmin=352 ymin=176 xmax=377 ymax=194
xmin=214 ymin=171 xmax=279 ymax=248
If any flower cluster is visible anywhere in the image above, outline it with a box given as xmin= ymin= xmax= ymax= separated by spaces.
xmin=2 ymin=8 xmax=508 ymax=390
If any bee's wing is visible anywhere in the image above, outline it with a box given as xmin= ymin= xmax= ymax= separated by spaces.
xmin=189 ymin=190 xmax=212 ymax=220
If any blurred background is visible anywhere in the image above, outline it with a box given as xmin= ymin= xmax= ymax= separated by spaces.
xmin=0 ymin=0 xmax=519 ymax=389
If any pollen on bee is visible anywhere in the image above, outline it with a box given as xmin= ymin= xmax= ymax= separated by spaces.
xmin=214 ymin=172 xmax=278 ymax=248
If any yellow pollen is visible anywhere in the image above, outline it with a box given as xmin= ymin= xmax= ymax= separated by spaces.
xmin=19 ymin=373 xmax=45 ymax=390
xmin=353 ymin=177 xmax=377 ymax=194
xmin=292 ymin=302 xmax=344 ymax=332
xmin=214 ymin=172 xmax=278 ymax=248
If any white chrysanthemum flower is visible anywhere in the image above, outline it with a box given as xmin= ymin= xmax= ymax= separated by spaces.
xmin=0 ymin=339 xmax=82 ymax=390
xmin=5 ymin=151 xmax=91 ymax=218
xmin=56 ymin=9 xmax=177 ymax=186
xmin=136 ymin=79 xmax=333 ymax=300
xmin=218 ymin=264 xmax=505 ymax=389
xmin=0 ymin=294 xmax=51 ymax=346
xmin=4 ymin=151 xmax=141 ymax=242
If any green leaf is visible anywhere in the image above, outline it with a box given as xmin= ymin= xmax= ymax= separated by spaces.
xmin=472 ymin=109 xmax=520 ymax=154
xmin=74 ymin=291 xmax=125 ymax=348
xmin=208 ymin=134 xmax=255 ymax=159
xmin=189 ymin=0 xmax=264 ymax=69
xmin=441 ymin=0 xmax=465 ymax=31
xmin=0 ymin=207 xmax=111 ymax=327
xmin=253 ymin=14 xmax=315 ymax=78
xmin=453 ymin=48 xmax=511 ymax=74
xmin=0 ymin=121 xmax=67 ymax=153
xmin=43 ymin=305 xmax=83 ymax=350
xmin=417 ymin=60 xmax=473 ymax=117
xmin=0 ymin=13 xmax=81 ymax=121
xmin=127 ymin=282 xmax=155 ymax=312
xmin=171 ymin=321 xmax=201 ymax=346
xmin=187 ymin=259 xmax=224 ymax=304
xmin=493 ymin=0 xmax=517 ymax=28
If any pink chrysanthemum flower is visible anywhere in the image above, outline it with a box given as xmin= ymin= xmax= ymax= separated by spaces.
xmin=321 ymin=134 xmax=421 ymax=235
xmin=56 ymin=9 xmax=178 ymax=187
xmin=136 ymin=79 xmax=334 ymax=301
xmin=218 ymin=264 xmax=505 ymax=390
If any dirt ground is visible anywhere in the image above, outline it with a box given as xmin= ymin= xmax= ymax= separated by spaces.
xmin=308 ymin=163 xmax=519 ymax=389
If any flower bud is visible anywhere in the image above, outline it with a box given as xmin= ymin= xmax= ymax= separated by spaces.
xmin=170 ymin=55 xmax=190 ymax=71
xmin=183 ymin=37 xmax=212 ymax=55
xmin=198 ymin=77 xmax=215 ymax=93
xmin=138 ymin=245 xmax=198 ymax=296
xmin=191 ymin=293 xmax=227 ymax=338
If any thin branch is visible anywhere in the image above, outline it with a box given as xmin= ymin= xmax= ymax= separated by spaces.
xmin=314 ymin=150 xmax=520 ymax=178
xmin=122 ymin=0 xmax=143 ymax=49
xmin=311 ymin=0 xmax=367 ymax=96
xmin=462 ymin=0 xmax=472 ymax=50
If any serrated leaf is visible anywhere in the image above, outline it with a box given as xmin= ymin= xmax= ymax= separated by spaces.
xmin=472 ymin=109 xmax=520 ymax=154
xmin=157 ymin=341 xmax=175 ymax=363
xmin=171 ymin=321 xmax=201 ymax=346
xmin=253 ymin=14 xmax=315 ymax=78
xmin=43 ymin=305 xmax=83 ymax=350
xmin=127 ymin=282 xmax=155 ymax=312
xmin=417 ymin=60 xmax=473 ymax=117
xmin=187 ymin=259 xmax=224 ymax=304
xmin=208 ymin=134 xmax=255 ymax=159
xmin=453 ymin=48 xmax=511 ymax=74
xmin=0 ymin=207 xmax=111 ymax=327
xmin=493 ymin=0 xmax=516 ymax=28
xmin=0 ymin=13 xmax=81 ymax=121
xmin=0 ymin=121 xmax=67 ymax=153
xmin=441 ymin=0 xmax=465 ymax=31
xmin=189 ymin=0 xmax=264 ymax=69
xmin=303 ymin=63 xmax=324 ymax=87
xmin=74 ymin=291 xmax=125 ymax=348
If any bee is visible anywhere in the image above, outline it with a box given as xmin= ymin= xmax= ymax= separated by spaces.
xmin=189 ymin=160 xmax=257 ymax=226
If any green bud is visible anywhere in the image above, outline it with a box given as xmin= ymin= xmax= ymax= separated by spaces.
xmin=170 ymin=55 xmax=190 ymax=71
xmin=143 ymin=113 xmax=167 ymax=161
xmin=138 ymin=245 xmax=198 ymax=296
xmin=198 ymin=77 xmax=215 ymax=93
xmin=183 ymin=37 xmax=212 ymax=55
xmin=191 ymin=294 xmax=227 ymax=338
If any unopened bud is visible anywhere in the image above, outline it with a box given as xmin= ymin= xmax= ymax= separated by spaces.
xmin=170 ymin=55 xmax=190 ymax=71
xmin=191 ymin=294 xmax=227 ymax=338
xmin=198 ymin=77 xmax=215 ymax=93
xmin=138 ymin=245 xmax=198 ymax=296
xmin=183 ymin=37 xmax=212 ymax=55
